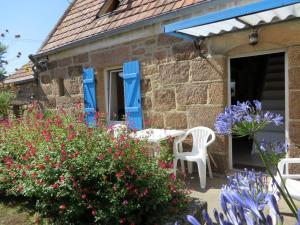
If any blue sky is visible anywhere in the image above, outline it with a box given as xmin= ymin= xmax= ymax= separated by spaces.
xmin=0 ymin=0 xmax=71 ymax=75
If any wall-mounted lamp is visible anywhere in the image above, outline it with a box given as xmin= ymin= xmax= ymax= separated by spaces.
xmin=249 ymin=29 xmax=258 ymax=46
xmin=193 ymin=37 xmax=207 ymax=58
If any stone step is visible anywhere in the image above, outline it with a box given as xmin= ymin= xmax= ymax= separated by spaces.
xmin=262 ymin=90 xmax=285 ymax=100
xmin=263 ymin=81 xmax=285 ymax=90
xmin=264 ymin=72 xmax=284 ymax=81
xmin=261 ymin=100 xmax=285 ymax=110
xmin=268 ymin=56 xmax=284 ymax=65
xmin=266 ymin=64 xmax=284 ymax=73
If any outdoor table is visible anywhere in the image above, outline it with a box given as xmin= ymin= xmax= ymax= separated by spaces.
xmin=130 ymin=128 xmax=186 ymax=156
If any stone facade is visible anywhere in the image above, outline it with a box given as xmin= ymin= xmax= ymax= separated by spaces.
xmin=37 ymin=19 xmax=300 ymax=173
xmin=288 ymin=46 xmax=300 ymax=149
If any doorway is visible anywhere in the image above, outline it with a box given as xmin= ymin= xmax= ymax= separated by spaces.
xmin=230 ymin=52 xmax=286 ymax=170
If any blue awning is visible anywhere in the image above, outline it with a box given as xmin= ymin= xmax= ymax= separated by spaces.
xmin=164 ymin=0 xmax=300 ymax=40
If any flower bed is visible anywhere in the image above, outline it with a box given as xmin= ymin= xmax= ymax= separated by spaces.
xmin=0 ymin=104 xmax=188 ymax=224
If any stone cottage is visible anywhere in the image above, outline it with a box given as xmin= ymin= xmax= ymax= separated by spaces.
xmin=2 ymin=63 xmax=40 ymax=116
xmin=29 ymin=0 xmax=300 ymax=172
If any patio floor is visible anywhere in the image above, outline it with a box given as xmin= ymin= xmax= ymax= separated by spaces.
xmin=185 ymin=172 xmax=300 ymax=225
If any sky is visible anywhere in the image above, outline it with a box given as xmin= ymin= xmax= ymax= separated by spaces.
xmin=0 ymin=0 xmax=71 ymax=75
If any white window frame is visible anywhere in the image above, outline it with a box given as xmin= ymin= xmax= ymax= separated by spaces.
xmin=104 ymin=68 xmax=125 ymax=126
xmin=227 ymin=49 xmax=288 ymax=170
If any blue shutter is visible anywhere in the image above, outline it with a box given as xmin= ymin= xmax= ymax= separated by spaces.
xmin=123 ymin=61 xmax=143 ymax=130
xmin=83 ymin=67 xmax=97 ymax=126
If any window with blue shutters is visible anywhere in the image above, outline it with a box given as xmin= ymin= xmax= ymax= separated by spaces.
xmin=83 ymin=67 xmax=97 ymax=127
xmin=106 ymin=69 xmax=125 ymax=123
xmin=123 ymin=61 xmax=143 ymax=130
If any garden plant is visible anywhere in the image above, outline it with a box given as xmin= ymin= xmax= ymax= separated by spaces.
xmin=0 ymin=90 xmax=14 ymax=118
xmin=0 ymin=103 xmax=188 ymax=225
xmin=183 ymin=100 xmax=300 ymax=225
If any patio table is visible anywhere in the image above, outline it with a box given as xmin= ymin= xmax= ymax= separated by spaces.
xmin=130 ymin=128 xmax=185 ymax=156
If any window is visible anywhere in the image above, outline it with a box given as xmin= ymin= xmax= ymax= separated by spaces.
xmin=97 ymin=0 xmax=120 ymax=17
xmin=57 ymin=78 xmax=65 ymax=96
xmin=106 ymin=69 xmax=125 ymax=123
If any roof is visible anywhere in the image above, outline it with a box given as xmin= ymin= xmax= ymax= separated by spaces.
xmin=4 ymin=63 xmax=35 ymax=84
xmin=39 ymin=0 xmax=207 ymax=54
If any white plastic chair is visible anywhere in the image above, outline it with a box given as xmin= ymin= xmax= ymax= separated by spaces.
xmin=173 ymin=126 xmax=215 ymax=189
xmin=271 ymin=158 xmax=300 ymax=201
xmin=108 ymin=124 xmax=128 ymax=138
xmin=269 ymin=158 xmax=300 ymax=225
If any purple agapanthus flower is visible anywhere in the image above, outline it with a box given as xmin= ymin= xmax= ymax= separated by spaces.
xmin=296 ymin=209 xmax=300 ymax=225
xmin=253 ymin=100 xmax=262 ymax=111
xmin=182 ymin=170 xmax=285 ymax=225
xmin=215 ymin=100 xmax=284 ymax=136
xmin=258 ymin=139 xmax=288 ymax=155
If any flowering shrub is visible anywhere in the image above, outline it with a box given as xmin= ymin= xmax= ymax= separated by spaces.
xmin=0 ymin=103 xmax=188 ymax=224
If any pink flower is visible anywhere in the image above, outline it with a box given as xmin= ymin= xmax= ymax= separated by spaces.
xmin=59 ymin=204 xmax=66 ymax=210
xmin=122 ymin=200 xmax=128 ymax=206
xmin=91 ymin=210 xmax=96 ymax=217
xmin=81 ymin=194 xmax=87 ymax=199
xmin=59 ymin=176 xmax=65 ymax=182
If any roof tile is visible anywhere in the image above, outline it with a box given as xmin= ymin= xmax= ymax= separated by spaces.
xmin=4 ymin=63 xmax=34 ymax=84
xmin=39 ymin=0 xmax=206 ymax=53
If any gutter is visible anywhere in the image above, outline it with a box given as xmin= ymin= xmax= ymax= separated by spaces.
xmin=33 ymin=0 xmax=247 ymax=58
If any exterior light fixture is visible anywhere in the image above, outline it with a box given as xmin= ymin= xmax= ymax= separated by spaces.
xmin=249 ymin=29 xmax=258 ymax=46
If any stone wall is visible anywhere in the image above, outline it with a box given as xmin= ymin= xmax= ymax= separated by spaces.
xmin=38 ymin=19 xmax=300 ymax=173
xmin=38 ymin=34 xmax=229 ymax=172
xmin=288 ymin=46 xmax=300 ymax=162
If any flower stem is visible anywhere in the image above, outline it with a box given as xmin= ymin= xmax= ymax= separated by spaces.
xmin=253 ymin=139 xmax=297 ymax=218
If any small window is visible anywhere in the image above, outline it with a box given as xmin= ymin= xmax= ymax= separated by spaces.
xmin=57 ymin=78 xmax=65 ymax=96
xmin=107 ymin=69 xmax=125 ymax=123
xmin=97 ymin=0 xmax=120 ymax=17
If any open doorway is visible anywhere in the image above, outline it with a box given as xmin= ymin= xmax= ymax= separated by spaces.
xmin=230 ymin=52 xmax=285 ymax=170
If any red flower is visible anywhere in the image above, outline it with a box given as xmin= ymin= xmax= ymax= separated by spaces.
xmin=38 ymin=164 xmax=46 ymax=170
xmin=22 ymin=171 xmax=27 ymax=177
xmin=97 ymin=154 xmax=105 ymax=160
xmin=115 ymin=170 xmax=124 ymax=180
xmin=31 ymin=172 xmax=38 ymax=178
xmin=61 ymin=150 xmax=67 ymax=156
xmin=52 ymin=183 xmax=59 ymax=189
xmin=59 ymin=204 xmax=66 ymax=210
xmin=44 ymin=155 xmax=50 ymax=162
xmin=16 ymin=164 xmax=22 ymax=170
xmin=36 ymin=113 xmax=44 ymax=119
xmin=45 ymin=135 xmax=51 ymax=142
xmin=119 ymin=218 xmax=126 ymax=224
xmin=169 ymin=173 xmax=176 ymax=180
